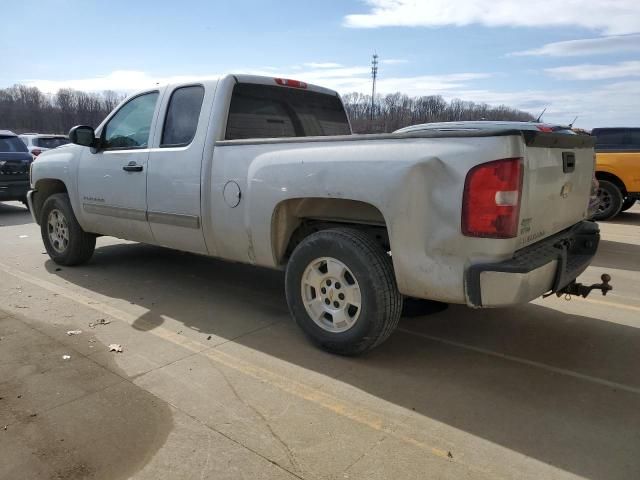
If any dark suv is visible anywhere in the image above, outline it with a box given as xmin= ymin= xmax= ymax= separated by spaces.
xmin=0 ymin=130 xmax=33 ymax=208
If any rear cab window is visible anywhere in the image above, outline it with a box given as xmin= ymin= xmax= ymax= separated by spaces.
xmin=161 ymin=85 xmax=205 ymax=147
xmin=225 ymin=83 xmax=350 ymax=140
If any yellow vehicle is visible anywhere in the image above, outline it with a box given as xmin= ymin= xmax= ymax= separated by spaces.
xmin=592 ymin=127 xmax=640 ymax=220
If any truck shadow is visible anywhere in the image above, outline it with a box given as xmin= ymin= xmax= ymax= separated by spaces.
xmin=0 ymin=201 xmax=33 ymax=227
xmin=602 ymin=210 xmax=640 ymax=226
xmin=45 ymin=241 xmax=640 ymax=480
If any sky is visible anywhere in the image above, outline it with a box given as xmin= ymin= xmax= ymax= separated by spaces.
xmin=1 ymin=0 xmax=640 ymax=128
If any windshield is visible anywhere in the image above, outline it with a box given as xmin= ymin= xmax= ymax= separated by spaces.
xmin=0 ymin=135 xmax=29 ymax=153
xmin=34 ymin=137 xmax=70 ymax=149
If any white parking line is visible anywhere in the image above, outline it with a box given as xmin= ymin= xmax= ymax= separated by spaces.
xmin=397 ymin=328 xmax=640 ymax=395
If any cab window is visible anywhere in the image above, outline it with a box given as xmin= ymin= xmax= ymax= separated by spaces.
xmin=628 ymin=129 xmax=640 ymax=149
xmin=103 ymin=92 xmax=159 ymax=150
xmin=161 ymin=85 xmax=205 ymax=147
xmin=594 ymin=129 xmax=625 ymax=149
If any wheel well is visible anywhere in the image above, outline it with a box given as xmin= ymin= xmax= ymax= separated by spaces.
xmin=596 ymin=172 xmax=627 ymax=195
xmin=271 ymin=198 xmax=389 ymax=264
xmin=33 ymin=179 xmax=68 ymax=224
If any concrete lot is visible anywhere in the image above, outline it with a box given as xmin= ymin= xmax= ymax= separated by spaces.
xmin=1 ymin=200 xmax=639 ymax=480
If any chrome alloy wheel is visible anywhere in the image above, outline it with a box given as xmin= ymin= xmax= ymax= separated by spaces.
xmin=47 ymin=208 xmax=69 ymax=253
xmin=301 ymin=257 xmax=362 ymax=333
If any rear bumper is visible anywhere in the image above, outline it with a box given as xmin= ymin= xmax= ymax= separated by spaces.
xmin=0 ymin=180 xmax=29 ymax=202
xmin=466 ymin=221 xmax=600 ymax=307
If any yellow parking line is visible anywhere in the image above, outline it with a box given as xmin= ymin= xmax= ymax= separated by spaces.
xmin=582 ymin=297 xmax=640 ymax=313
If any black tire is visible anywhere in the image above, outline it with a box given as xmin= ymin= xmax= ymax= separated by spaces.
xmin=592 ymin=180 xmax=623 ymax=221
xmin=621 ymin=197 xmax=636 ymax=212
xmin=285 ymin=228 xmax=403 ymax=356
xmin=40 ymin=193 xmax=95 ymax=265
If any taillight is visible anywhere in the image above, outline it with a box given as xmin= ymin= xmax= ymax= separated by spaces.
xmin=274 ymin=78 xmax=307 ymax=89
xmin=32 ymin=149 xmax=42 ymax=157
xmin=536 ymin=125 xmax=553 ymax=133
xmin=462 ymin=157 xmax=523 ymax=238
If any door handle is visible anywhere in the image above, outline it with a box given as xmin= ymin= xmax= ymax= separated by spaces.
xmin=123 ymin=161 xmax=143 ymax=172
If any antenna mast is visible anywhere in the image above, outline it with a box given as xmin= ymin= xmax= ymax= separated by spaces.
xmin=370 ymin=53 xmax=379 ymax=122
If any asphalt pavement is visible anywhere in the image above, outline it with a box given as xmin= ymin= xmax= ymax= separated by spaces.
xmin=1 ymin=200 xmax=639 ymax=480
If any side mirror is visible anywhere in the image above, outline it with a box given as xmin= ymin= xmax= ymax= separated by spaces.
xmin=69 ymin=125 xmax=97 ymax=148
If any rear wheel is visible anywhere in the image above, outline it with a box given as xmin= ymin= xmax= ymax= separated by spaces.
xmin=592 ymin=180 xmax=623 ymax=221
xmin=621 ymin=197 xmax=636 ymax=212
xmin=41 ymin=193 xmax=95 ymax=265
xmin=285 ymin=228 xmax=402 ymax=356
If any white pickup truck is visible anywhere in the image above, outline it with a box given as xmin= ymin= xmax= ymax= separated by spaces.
xmin=28 ymin=74 xmax=609 ymax=355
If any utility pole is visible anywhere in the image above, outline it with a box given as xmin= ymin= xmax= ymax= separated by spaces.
xmin=370 ymin=53 xmax=378 ymax=122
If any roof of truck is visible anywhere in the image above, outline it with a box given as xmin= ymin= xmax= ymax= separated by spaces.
xmin=155 ymin=74 xmax=339 ymax=97
xmin=230 ymin=74 xmax=339 ymax=96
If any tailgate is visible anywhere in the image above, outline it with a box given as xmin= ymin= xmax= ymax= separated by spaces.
xmin=517 ymin=132 xmax=595 ymax=248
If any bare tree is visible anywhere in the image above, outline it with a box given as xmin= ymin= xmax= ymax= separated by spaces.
xmin=342 ymin=92 xmax=535 ymax=133
xmin=0 ymin=85 xmax=125 ymax=134
xmin=1 ymin=84 xmax=533 ymax=135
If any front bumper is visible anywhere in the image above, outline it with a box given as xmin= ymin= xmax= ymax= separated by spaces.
xmin=466 ymin=221 xmax=600 ymax=307
xmin=0 ymin=180 xmax=29 ymax=202
xmin=26 ymin=189 xmax=37 ymax=223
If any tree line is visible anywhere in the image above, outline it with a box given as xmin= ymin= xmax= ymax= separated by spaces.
xmin=0 ymin=84 xmax=534 ymax=135
xmin=0 ymin=85 xmax=124 ymax=134
xmin=342 ymin=92 xmax=534 ymax=133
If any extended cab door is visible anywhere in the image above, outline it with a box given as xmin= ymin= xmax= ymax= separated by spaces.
xmin=77 ymin=90 xmax=162 ymax=242
xmin=146 ymin=84 xmax=211 ymax=254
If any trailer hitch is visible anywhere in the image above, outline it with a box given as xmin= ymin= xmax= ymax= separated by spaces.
xmin=546 ymin=274 xmax=612 ymax=299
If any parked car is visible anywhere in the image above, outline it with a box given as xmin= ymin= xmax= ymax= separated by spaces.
xmin=395 ymin=120 xmax=577 ymax=135
xmin=591 ymin=127 xmax=640 ymax=220
xmin=28 ymin=75 xmax=605 ymax=355
xmin=19 ymin=133 xmax=70 ymax=158
xmin=0 ymin=130 xmax=33 ymax=208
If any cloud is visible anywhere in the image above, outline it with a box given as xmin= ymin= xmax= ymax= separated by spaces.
xmin=545 ymin=60 xmax=640 ymax=80
xmin=344 ymin=0 xmax=640 ymax=35
xmin=26 ymin=65 xmax=488 ymax=98
xmin=303 ymin=62 xmax=343 ymax=68
xmin=510 ymin=34 xmax=640 ymax=57
xmin=27 ymin=70 xmax=223 ymax=93
xmin=23 ymin=64 xmax=640 ymax=128
xmin=450 ymin=80 xmax=640 ymax=128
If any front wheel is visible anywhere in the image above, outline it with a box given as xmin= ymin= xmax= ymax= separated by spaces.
xmin=285 ymin=228 xmax=403 ymax=356
xmin=592 ymin=180 xmax=623 ymax=221
xmin=41 ymin=193 xmax=96 ymax=265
